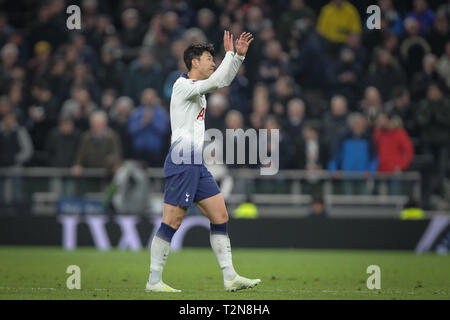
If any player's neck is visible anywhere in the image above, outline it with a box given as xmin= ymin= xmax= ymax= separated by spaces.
xmin=187 ymin=70 xmax=206 ymax=81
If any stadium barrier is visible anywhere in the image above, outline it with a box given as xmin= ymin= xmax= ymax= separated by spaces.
xmin=0 ymin=167 xmax=422 ymax=218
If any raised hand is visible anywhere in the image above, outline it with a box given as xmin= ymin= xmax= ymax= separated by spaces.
xmin=235 ymin=32 xmax=254 ymax=56
xmin=223 ymin=30 xmax=234 ymax=53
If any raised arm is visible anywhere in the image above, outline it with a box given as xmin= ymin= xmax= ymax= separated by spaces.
xmin=179 ymin=31 xmax=254 ymax=99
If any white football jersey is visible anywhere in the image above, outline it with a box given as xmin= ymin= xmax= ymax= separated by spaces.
xmin=168 ymin=51 xmax=245 ymax=165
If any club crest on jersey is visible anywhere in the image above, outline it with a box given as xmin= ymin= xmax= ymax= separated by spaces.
xmin=196 ymin=107 xmax=205 ymax=121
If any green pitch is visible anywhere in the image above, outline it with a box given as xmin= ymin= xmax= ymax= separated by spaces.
xmin=0 ymin=246 xmax=449 ymax=300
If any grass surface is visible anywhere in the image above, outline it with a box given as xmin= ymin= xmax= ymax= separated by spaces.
xmin=0 ymin=246 xmax=449 ymax=300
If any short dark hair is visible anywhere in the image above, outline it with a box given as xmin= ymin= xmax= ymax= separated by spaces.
xmin=183 ymin=43 xmax=214 ymax=71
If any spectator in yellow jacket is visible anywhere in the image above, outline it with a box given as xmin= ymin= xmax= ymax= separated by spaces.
xmin=317 ymin=0 xmax=362 ymax=46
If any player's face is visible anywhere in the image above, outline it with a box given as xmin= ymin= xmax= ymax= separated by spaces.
xmin=198 ymin=51 xmax=215 ymax=79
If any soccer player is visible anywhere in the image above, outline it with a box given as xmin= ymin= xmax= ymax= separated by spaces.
xmin=145 ymin=31 xmax=261 ymax=292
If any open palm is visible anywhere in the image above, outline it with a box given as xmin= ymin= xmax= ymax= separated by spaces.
xmin=235 ymin=32 xmax=254 ymax=56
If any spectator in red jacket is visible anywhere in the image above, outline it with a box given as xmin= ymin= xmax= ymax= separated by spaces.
xmin=373 ymin=113 xmax=414 ymax=173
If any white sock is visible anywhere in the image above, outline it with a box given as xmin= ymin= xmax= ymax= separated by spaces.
xmin=148 ymin=235 xmax=171 ymax=285
xmin=210 ymin=233 xmax=237 ymax=281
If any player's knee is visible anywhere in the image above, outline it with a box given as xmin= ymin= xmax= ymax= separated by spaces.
xmin=219 ymin=211 xmax=229 ymax=224
xmin=169 ymin=215 xmax=184 ymax=229
xmin=163 ymin=206 xmax=185 ymax=229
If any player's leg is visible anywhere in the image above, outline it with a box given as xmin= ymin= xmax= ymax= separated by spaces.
xmin=146 ymin=203 xmax=186 ymax=292
xmin=195 ymin=169 xmax=261 ymax=292
xmin=147 ymin=167 xmax=200 ymax=293
xmin=195 ymin=193 xmax=236 ymax=279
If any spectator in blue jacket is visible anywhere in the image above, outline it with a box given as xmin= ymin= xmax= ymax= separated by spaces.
xmin=406 ymin=0 xmax=435 ymax=35
xmin=128 ymin=89 xmax=169 ymax=167
xmin=328 ymin=112 xmax=378 ymax=194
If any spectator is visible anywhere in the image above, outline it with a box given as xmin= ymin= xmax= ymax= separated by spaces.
xmin=438 ymin=0 xmax=450 ymax=21
xmin=426 ymin=10 xmax=449 ymax=57
xmin=270 ymin=75 xmax=300 ymax=117
xmin=405 ymin=0 xmax=435 ymax=36
xmin=411 ymin=54 xmax=447 ymax=101
xmin=27 ymin=2 xmax=67 ymax=52
xmin=144 ymin=15 xmax=172 ymax=68
xmin=26 ymin=81 xmax=59 ymax=160
xmin=331 ymin=47 xmax=363 ymax=107
xmin=400 ymin=17 xmax=432 ymax=77
xmin=70 ymin=33 xmax=98 ymax=72
xmin=0 ymin=96 xmax=22 ymax=125
xmin=415 ymin=83 xmax=450 ymax=197
xmin=229 ymin=65 xmax=251 ymax=115
xmin=293 ymin=121 xmax=329 ymax=171
xmin=163 ymin=59 xmax=186 ymax=101
xmin=7 ymin=82 xmax=26 ymax=121
xmin=124 ymin=47 xmax=164 ymax=104
xmin=224 ymin=109 xmax=258 ymax=172
xmin=120 ymin=8 xmax=147 ymax=63
xmin=262 ymin=115 xmax=293 ymax=170
xmin=284 ymin=98 xmax=306 ymax=143
xmin=110 ymin=96 xmax=134 ymax=160
xmin=0 ymin=112 xmax=33 ymax=203
xmin=316 ymin=0 xmax=362 ymax=55
xmin=278 ymin=0 xmax=316 ymax=51
xmin=27 ymin=41 xmax=52 ymax=83
xmin=0 ymin=13 xmax=14 ymax=48
xmin=437 ymin=41 xmax=450 ymax=88
xmin=249 ymin=83 xmax=270 ymax=130
xmin=72 ymin=110 xmax=122 ymax=174
xmin=100 ymin=88 xmax=117 ymax=114
xmin=322 ymin=95 xmax=349 ymax=156
xmin=196 ymin=8 xmax=221 ymax=50
xmin=378 ymin=0 xmax=403 ymax=36
xmin=257 ymin=40 xmax=291 ymax=84
xmin=86 ymin=14 xmax=116 ymax=53
xmin=291 ymin=27 xmax=331 ymax=90
xmin=385 ymin=86 xmax=419 ymax=142
xmin=366 ymin=48 xmax=406 ymax=101
xmin=161 ymin=11 xmax=185 ymax=42
xmin=67 ymin=62 xmax=101 ymax=105
xmin=206 ymin=92 xmax=228 ymax=132
xmin=328 ymin=113 xmax=378 ymax=194
xmin=307 ymin=195 xmax=328 ymax=218
xmin=0 ymin=112 xmax=33 ymax=167
xmin=359 ymin=86 xmax=384 ymax=128
xmin=97 ymin=45 xmax=126 ymax=92
xmin=0 ymin=43 xmax=19 ymax=92
xmin=45 ymin=57 xmax=70 ymax=105
xmin=128 ymin=88 xmax=169 ymax=167
xmin=373 ymin=113 xmax=414 ymax=173
xmin=162 ymin=39 xmax=187 ymax=82
xmin=379 ymin=31 xmax=400 ymax=58
xmin=61 ymin=86 xmax=98 ymax=131
xmin=45 ymin=116 xmax=80 ymax=168
xmin=244 ymin=5 xmax=267 ymax=36
xmin=344 ymin=32 xmax=368 ymax=68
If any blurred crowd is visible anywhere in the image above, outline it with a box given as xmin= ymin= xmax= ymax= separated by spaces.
xmin=0 ymin=0 xmax=449 ymax=207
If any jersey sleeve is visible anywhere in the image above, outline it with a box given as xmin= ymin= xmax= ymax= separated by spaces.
xmin=174 ymin=51 xmax=245 ymax=100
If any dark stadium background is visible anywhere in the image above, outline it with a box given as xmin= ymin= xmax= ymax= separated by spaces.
xmin=0 ymin=0 xmax=449 ymax=253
